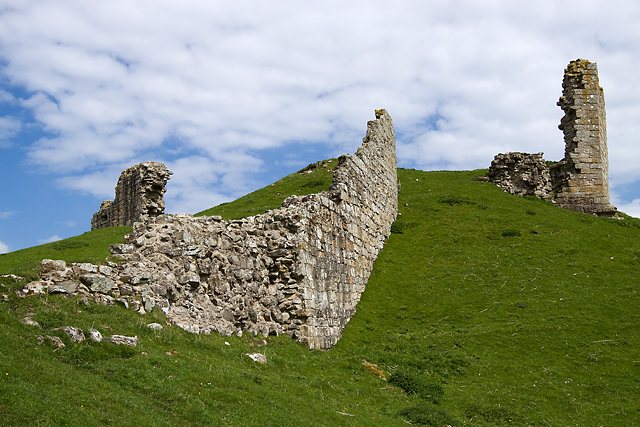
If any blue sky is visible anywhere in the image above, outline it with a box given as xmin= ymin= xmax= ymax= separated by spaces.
xmin=2 ymin=0 xmax=640 ymax=253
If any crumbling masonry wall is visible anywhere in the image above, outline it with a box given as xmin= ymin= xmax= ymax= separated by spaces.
xmin=91 ymin=162 xmax=173 ymax=230
xmin=553 ymin=59 xmax=616 ymax=216
xmin=488 ymin=59 xmax=616 ymax=217
xmin=38 ymin=110 xmax=397 ymax=350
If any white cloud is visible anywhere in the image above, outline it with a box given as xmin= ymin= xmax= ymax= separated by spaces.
xmin=615 ymin=200 xmax=640 ymax=219
xmin=0 ymin=240 xmax=9 ymax=254
xmin=0 ymin=116 xmax=21 ymax=148
xmin=38 ymin=235 xmax=61 ymax=244
xmin=0 ymin=211 xmax=16 ymax=219
xmin=0 ymin=0 xmax=639 ymax=212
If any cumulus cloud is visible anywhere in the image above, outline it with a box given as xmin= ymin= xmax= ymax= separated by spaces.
xmin=0 ymin=0 xmax=639 ymax=217
xmin=0 ymin=240 xmax=9 ymax=254
xmin=38 ymin=235 xmax=61 ymax=244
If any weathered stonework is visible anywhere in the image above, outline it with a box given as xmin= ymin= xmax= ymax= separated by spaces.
xmin=487 ymin=152 xmax=552 ymax=200
xmin=553 ymin=59 xmax=616 ymax=216
xmin=488 ymin=59 xmax=617 ymax=217
xmin=37 ymin=110 xmax=398 ymax=350
xmin=91 ymin=162 xmax=173 ymax=230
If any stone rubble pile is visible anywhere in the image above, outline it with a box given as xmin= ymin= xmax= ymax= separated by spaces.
xmin=487 ymin=152 xmax=552 ymax=199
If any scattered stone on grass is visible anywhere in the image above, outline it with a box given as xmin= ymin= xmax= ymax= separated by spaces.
xmin=53 ymin=326 xmax=86 ymax=343
xmin=103 ymin=335 xmax=138 ymax=346
xmin=21 ymin=317 xmax=40 ymax=327
xmin=15 ymin=281 xmax=47 ymax=298
xmin=47 ymin=335 xmax=65 ymax=349
xmin=245 ymin=353 xmax=267 ymax=364
xmin=89 ymin=328 xmax=102 ymax=342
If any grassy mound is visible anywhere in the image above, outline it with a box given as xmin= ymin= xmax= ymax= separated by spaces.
xmin=1 ymin=167 xmax=639 ymax=426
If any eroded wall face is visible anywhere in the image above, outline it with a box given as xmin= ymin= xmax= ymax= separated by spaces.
xmin=91 ymin=162 xmax=173 ymax=230
xmin=555 ymin=59 xmax=616 ymax=216
xmin=44 ymin=110 xmax=397 ymax=350
xmin=487 ymin=152 xmax=552 ymax=200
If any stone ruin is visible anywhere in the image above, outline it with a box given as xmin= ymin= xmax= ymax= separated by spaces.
xmin=91 ymin=162 xmax=173 ymax=230
xmin=28 ymin=109 xmax=398 ymax=350
xmin=488 ymin=59 xmax=617 ymax=217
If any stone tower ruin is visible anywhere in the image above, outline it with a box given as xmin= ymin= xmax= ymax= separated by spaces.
xmin=488 ymin=59 xmax=617 ymax=217
xmin=552 ymin=59 xmax=616 ymax=216
xmin=91 ymin=162 xmax=173 ymax=230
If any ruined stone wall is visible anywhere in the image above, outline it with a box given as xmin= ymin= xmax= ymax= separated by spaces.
xmin=487 ymin=152 xmax=552 ymax=200
xmin=40 ymin=110 xmax=397 ymax=350
xmin=554 ymin=59 xmax=616 ymax=216
xmin=91 ymin=162 xmax=173 ymax=230
xmin=488 ymin=59 xmax=616 ymax=217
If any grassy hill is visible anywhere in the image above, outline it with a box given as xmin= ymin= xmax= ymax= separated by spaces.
xmin=1 ymin=165 xmax=639 ymax=426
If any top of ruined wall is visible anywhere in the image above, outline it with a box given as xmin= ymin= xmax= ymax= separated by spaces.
xmin=91 ymin=162 xmax=173 ymax=230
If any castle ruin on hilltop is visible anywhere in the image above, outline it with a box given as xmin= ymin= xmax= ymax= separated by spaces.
xmin=488 ymin=59 xmax=617 ymax=217
xmin=38 ymin=110 xmax=398 ymax=350
xmin=91 ymin=162 xmax=173 ymax=230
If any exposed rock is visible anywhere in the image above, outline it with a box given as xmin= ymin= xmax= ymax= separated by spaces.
xmin=245 ymin=353 xmax=267 ymax=364
xmin=89 ymin=328 xmax=103 ymax=342
xmin=147 ymin=323 xmax=163 ymax=330
xmin=92 ymin=162 xmax=173 ymax=229
xmin=53 ymin=326 xmax=85 ymax=343
xmin=103 ymin=335 xmax=138 ymax=346
xmin=47 ymin=335 xmax=65 ymax=349
xmin=21 ymin=317 xmax=40 ymax=327
xmin=0 ymin=274 xmax=25 ymax=282
xmin=15 ymin=281 xmax=47 ymax=299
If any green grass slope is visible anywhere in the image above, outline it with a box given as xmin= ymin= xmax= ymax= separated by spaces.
xmin=1 ymin=167 xmax=639 ymax=426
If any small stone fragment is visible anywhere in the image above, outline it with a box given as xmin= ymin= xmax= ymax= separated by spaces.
xmin=15 ymin=281 xmax=47 ymax=298
xmin=89 ymin=328 xmax=102 ymax=342
xmin=21 ymin=317 xmax=40 ymax=327
xmin=245 ymin=353 xmax=267 ymax=364
xmin=47 ymin=335 xmax=65 ymax=349
xmin=147 ymin=323 xmax=163 ymax=331
xmin=53 ymin=326 xmax=85 ymax=343
xmin=103 ymin=335 xmax=138 ymax=347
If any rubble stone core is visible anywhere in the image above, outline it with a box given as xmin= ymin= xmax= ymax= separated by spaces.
xmin=91 ymin=162 xmax=173 ymax=230
xmin=41 ymin=110 xmax=398 ymax=350
xmin=488 ymin=59 xmax=616 ymax=217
